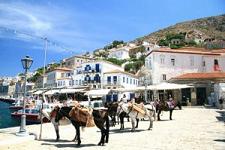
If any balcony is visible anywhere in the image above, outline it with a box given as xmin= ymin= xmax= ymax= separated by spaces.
xmin=106 ymin=81 xmax=120 ymax=86
xmin=83 ymin=69 xmax=101 ymax=74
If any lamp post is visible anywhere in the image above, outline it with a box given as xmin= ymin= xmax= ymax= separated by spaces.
xmin=17 ymin=56 xmax=33 ymax=136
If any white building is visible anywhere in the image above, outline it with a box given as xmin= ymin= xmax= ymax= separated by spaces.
xmin=45 ymin=68 xmax=73 ymax=88
xmin=143 ymin=41 xmax=160 ymax=53
xmin=61 ymin=55 xmax=95 ymax=69
xmin=145 ymin=47 xmax=225 ymax=84
xmin=108 ymin=47 xmax=130 ymax=60
xmin=73 ymin=60 xmax=138 ymax=102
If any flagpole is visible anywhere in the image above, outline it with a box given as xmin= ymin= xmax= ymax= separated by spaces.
xmin=39 ymin=37 xmax=48 ymax=140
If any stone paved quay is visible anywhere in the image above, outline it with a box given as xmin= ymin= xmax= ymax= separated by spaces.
xmin=0 ymin=107 xmax=225 ymax=150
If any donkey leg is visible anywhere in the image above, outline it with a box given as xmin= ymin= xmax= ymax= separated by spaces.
xmin=158 ymin=110 xmax=161 ymax=121
xmin=54 ymin=124 xmax=60 ymax=141
xmin=131 ymin=118 xmax=136 ymax=132
xmin=170 ymin=110 xmax=173 ymax=120
xmin=135 ymin=118 xmax=139 ymax=128
xmin=75 ymin=124 xmax=81 ymax=146
xmin=148 ymin=116 xmax=153 ymax=130
xmin=98 ymin=130 xmax=105 ymax=146
xmin=56 ymin=129 xmax=60 ymax=141
xmin=120 ymin=115 xmax=124 ymax=130
xmin=72 ymin=123 xmax=77 ymax=142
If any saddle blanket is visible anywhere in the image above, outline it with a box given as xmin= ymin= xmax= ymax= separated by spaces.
xmin=167 ymin=101 xmax=175 ymax=109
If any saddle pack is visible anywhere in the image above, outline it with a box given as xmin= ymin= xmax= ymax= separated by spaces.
xmin=69 ymin=106 xmax=95 ymax=127
xmin=128 ymin=103 xmax=145 ymax=115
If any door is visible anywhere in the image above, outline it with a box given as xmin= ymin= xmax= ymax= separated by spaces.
xmin=196 ymin=87 xmax=206 ymax=105
xmin=181 ymin=88 xmax=191 ymax=106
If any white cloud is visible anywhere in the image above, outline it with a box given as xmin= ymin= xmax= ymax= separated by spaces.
xmin=0 ymin=1 xmax=124 ymax=53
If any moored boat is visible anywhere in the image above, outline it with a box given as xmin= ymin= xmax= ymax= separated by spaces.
xmin=11 ymin=107 xmax=50 ymax=124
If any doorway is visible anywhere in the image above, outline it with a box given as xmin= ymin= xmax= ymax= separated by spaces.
xmin=196 ymin=87 xmax=206 ymax=105
xmin=181 ymin=88 xmax=191 ymax=106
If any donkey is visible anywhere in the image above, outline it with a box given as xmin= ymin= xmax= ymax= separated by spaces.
xmin=41 ymin=106 xmax=77 ymax=142
xmin=117 ymin=102 xmax=154 ymax=131
xmin=55 ymin=106 xmax=110 ymax=146
xmin=155 ymin=100 xmax=176 ymax=121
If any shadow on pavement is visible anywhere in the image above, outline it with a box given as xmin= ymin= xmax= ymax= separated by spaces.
xmin=42 ymin=142 xmax=96 ymax=148
xmin=214 ymin=139 xmax=225 ymax=142
xmin=109 ymin=128 xmax=145 ymax=134
xmin=41 ymin=139 xmax=72 ymax=142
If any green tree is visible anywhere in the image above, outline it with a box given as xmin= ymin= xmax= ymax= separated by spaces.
xmin=159 ymin=39 xmax=169 ymax=46
xmin=105 ymin=58 xmax=126 ymax=66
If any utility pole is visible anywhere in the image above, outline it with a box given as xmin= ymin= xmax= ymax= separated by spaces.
xmin=39 ymin=38 xmax=48 ymax=140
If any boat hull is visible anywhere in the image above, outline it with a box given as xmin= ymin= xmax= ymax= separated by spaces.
xmin=11 ymin=113 xmax=50 ymax=124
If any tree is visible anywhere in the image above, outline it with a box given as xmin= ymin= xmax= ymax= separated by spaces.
xmin=105 ymin=58 xmax=126 ymax=66
xmin=159 ymin=39 xmax=169 ymax=46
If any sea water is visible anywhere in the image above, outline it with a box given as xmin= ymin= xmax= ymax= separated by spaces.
xmin=0 ymin=101 xmax=20 ymax=129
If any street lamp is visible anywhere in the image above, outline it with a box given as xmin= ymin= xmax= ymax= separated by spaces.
xmin=17 ymin=56 xmax=33 ymax=136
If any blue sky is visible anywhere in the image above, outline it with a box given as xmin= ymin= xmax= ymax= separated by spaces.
xmin=0 ymin=0 xmax=224 ymax=76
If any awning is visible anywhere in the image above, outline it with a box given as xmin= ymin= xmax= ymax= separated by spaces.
xmin=85 ymin=89 xmax=111 ymax=97
xmin=112 ymin=83 xmax=193 ymax=92
xmin=44 ymin=89 xmax=60 ymax=95
xmin=33 ymin=90 xmax=44 ymax=95
xmin=112 ymin=87 xmax=145 ymax=92
xmin=151 ymin=82 xmax=193 ymax=90
xmin=59 ymin=88 xmax=85 ymax=94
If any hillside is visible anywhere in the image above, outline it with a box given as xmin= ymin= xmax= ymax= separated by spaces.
xmin=134 ymin=14 xmax=225 ymax=44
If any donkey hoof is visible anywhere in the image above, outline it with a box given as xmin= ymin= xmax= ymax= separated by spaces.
xmin=77 ymin=143 xmax=81 ymax=146
xmin=98 ymin=142 xmax=102 ymax=146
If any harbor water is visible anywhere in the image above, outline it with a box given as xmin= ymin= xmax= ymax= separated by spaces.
xmin=0 ymin=101 xmax=20 ymax=129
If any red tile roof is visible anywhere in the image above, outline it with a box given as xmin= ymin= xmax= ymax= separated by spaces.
xmin=172 ymin=72 xmax=225 ymax=80
xmin=147 ymin=47 xmax=225 ymax=56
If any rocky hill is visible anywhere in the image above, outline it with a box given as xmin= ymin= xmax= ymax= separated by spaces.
xmin=134 ymin=14 xmax=225 ymax=44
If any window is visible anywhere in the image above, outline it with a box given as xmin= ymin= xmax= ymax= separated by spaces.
xmin=162 ymin=74 xmax=166 ymax=81
xmin=133 ymin=79 xmax=135 ymax=84
xmin=171 ymin=58 xmax=175 ymax=66
xmin=107 ymin=76 xmax=111 ymax=84
xmin=160 ymin=55 xmax=165 ymax=64
xmin=113 ymin=76 xmax=117 ymax=84
xmin=190 ymin=56 xmax=194 ymax=66
xmin=69 ymin=81 xmax=72 ymax=86
xmin=123 ymin=77 xmax=125 ymax=83
xmin=130 ymin=79 xmax=132 ymax=84
xmin=202 ymin=61 xmax=206 ymax=67
xmin=127 ymin=78 xmax=128 ymax=84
